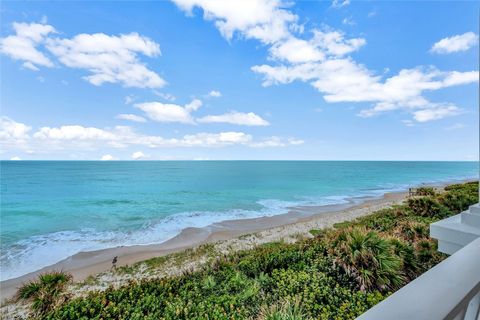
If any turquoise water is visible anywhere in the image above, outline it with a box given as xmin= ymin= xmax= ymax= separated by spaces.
xmin=1 ymin=161 xmax=478 ymax=280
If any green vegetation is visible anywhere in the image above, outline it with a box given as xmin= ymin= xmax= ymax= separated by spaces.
xmin=17 ymin=271 xmax=72 ymax=317
xmin=327 ymin=228 xmax=405 ymax=292
xmin=412 ymin=187 xmax=436 ymax=197
xmin=256 ymin=299 xmax=306 ymax=320
xmin=17 ymin=182 xmax=478 ymax=319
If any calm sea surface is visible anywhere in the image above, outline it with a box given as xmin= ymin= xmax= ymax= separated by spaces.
xmin=1 ymin=161 xmax=478 ymax=280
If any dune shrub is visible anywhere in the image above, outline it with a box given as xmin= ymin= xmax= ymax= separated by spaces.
xmin=413 ymin=187 xmax=436 ymax=196
xmin=255 ymin=299 xmax=307 ymax=320
xmin=407 ymin=196 xmax=450 ymax=218
xmin=327 ymin=229 xmax=405 ymax=292
xmin=17 ymin=271 xmax=72 ymax=317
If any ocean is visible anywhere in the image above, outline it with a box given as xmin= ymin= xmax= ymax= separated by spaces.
xmin=0 ymin=160 xmax=478 ymax=280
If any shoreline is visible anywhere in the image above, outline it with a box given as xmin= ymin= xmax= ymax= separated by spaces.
xmin=0 ymin=178 xmax=474 ymax=300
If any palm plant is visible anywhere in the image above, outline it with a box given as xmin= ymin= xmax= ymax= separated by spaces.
xmin=407 ymin=196 xmax=450 ymax=218
xmin=17 ymin=271 xmax=72 ymax=316
xmin=328 ymin=228 xmax=405 ymax=292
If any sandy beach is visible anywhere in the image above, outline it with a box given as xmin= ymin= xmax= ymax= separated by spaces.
xmin=0 ymin=189 xmax=408 ymax=302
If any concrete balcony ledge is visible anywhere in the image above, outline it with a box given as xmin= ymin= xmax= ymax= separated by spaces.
xmin=431 ymin=204 xmax=480 ymax=255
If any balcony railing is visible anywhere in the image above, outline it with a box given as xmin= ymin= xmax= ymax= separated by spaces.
xmin=356 ymin=237 xmax=480 ymax=320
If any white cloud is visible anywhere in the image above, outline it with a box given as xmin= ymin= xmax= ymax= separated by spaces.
xmin=173 ymin=0 xmax=365 ymax=66
xmin=1 ymin=117 xmax=303 ymax=155
xmin=185 ymin=99 xmax=202 ymax=111
xmin=431 ymin=32 xmax=478 ymax=54
xmin=249 ymin=136 xmax=304 ymax=147
xmin=46 ymin=32 xmax=165 ymax=88
xmin=132 ymin=151 xmax=149 ymax=160
xmin=116 ymin=114 xmax=147 ymax=123
xmin=34 ymin=125 xmax=117 ymax=141
xmin=100 ymin=154 xmax=115 ymax=161
xmin=332 ymin=0 xmax=350 ymax=8
xmin=311 ymin=30 xmax=365 ymax=57
xmin=173 ymin=1 xmax=477 ymax=123
xmin=342 ymin=17 xmax=355 ymax=26
xmin=1 ymin=21 xmax=165 ymax=88
xmin=208 ymin=90 xmax=222 ymax=97
xmin=124 ymin=95 xmax=135 ymax=104
xmin=269 ymin=37 xmax=325 ymax=63
xmin=32 ymin=125 xmax=253 ymax=148
xmin=10 ymin=156 xmax=21 ymax=160
xmin=23 ymin=61 xmax=40 ymax=71
xmin=254 ymin=61 xmax=478 ymax=122
xmin=153 ymin=91 xmax=176 ymax=101
xmin=0 ymin=117 xmax=31 ymax=140
xmin=180 ymin=131 xmax=252 ymax=146
xmin=197 ymin=111 xmax=269 ymax=126
xmin=0 ymin=22 xmax=55 ymax=69
xmin=0 ymin=117 xmax=33 ymax=153
xmin=171 ymin=0 xmax=299 ymax=44
xmin=269 ymin=30 xmax=365 ymax=64
xmin=412 ymin=104 xmax=460 ymax=122
xmin=135 ymin=99 xmax=202 ymax=124
xmin=134 ymin=99 xmax=270 ymax=126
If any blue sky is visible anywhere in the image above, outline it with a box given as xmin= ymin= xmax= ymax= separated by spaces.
xmin=1 ymin=0 xmax=478 ymax=160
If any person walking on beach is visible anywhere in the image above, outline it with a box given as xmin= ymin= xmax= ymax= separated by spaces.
xmin=111 ymin=256 xmax=118 ymax=270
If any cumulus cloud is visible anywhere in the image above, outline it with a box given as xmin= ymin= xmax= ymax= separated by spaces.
xmin=431 ymin=32 xmax=478 ymax=54
xmin=197 ymin=111 xmax=269 ymax=126
xmin=269 ymin=37 xmax=325 ymax=63
xmin=249 ymin=136 xmax=304 ymax=147
xmin=412 ymin=104 xmax=461 ymax=122
xmin=171 ymin=0 xmax=299 ymax=44
xmin=1 ymin=22 xmax=165 ymax=88
xmin=0 ymin=22 xmax=55 ymax=70
xmin=132 ymin=151 xmax=149 ymax=159
xmin=268 ymin=30 xmax=365 ymax=64
xmin=133 ymin=98 xmax=270 ymax=126
xmin=10 ymin=156 xmax=21 ymax=160
xmin=311 ymin=30 xmax=365 ymax=57
xmin=0 ymin=117 xmax=303 ymax=155
xmin=208 ymin=90 xmax=222 ymax=97
xmin=0 ymin=117 xmax=31 ymax=140
xmin=46 ymin=32 xmax=165 ymax=88
xmin=0 ymin=117 xmax=32 ymax=153
xmin=254 ymin=61 xmax=478 ymax=122
xmin=100 ymin=154 xmax=115 ymax=161
xmin=332 ymin=0 xmax=350 ymax=8
xmin=34 ymin=125 xmax=118 ymax=141
xmin=116 ymin=114 xmax=147 ymax=123
xmin=172 ymin=1 xmax=478 ymax=123
xmin=135 ymin=99 xmax=202 ymax=124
